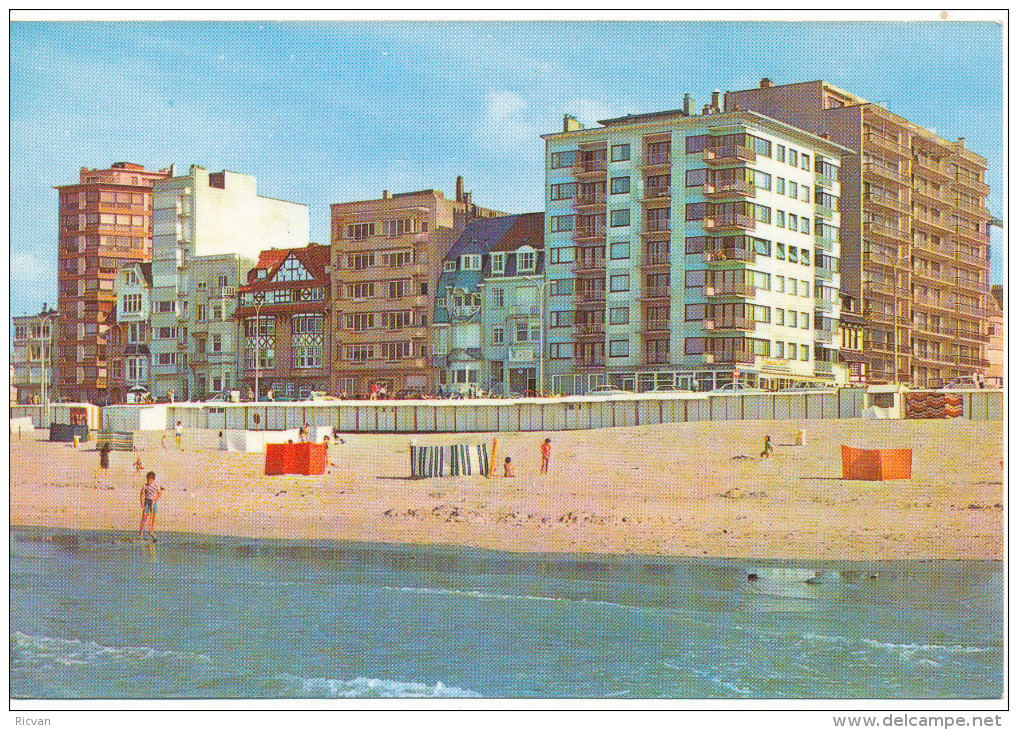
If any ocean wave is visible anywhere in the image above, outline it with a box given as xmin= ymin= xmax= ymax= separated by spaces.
xmin=270 ymin=673 xmax=482 ymax=698
xmin=801 ymin=633 xmax=998 ymax=662
xmin=377 ymin=584 xmax=642 ymax=614
xmin=11 ymin=631 xmax=212 ymax=668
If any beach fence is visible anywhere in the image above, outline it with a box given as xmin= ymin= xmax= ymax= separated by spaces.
xmin=95 ymin=431 xmax=135 ymax=451
xmin=409 ymin=441 xmax=491 ymax=478
xmin=841 ymin=445 xmax=913 ymax=481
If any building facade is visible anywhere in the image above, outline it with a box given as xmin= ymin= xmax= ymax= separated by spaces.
xmin=106 ymin=262 xmax=153 ymax=402
xmin=542 ymin=106 xmax=849 ymax=394
xmin=235 ymin=244 xmax=331 ymax=400
xmin=11 ymin=306 xmax=59 ymax=404
xmin=148 ymin=166 xmax=310 ymax=400
xmin=985 ymin=285 xmax=1003 ymax=387
xmin=329 ymin=181 xmax=506 ymax=397
xmin=55 ymin=162 xmax=170 ymax=403
xmin=725 ymin=78 xmax=993 ymax=387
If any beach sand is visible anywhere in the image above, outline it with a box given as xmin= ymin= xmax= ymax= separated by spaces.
xmin=10 ymin=419 xmax=1003 ymax=560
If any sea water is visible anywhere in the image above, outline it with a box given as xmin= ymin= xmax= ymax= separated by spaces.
xmin=10 ymin=528 xmax=1002 ymax=699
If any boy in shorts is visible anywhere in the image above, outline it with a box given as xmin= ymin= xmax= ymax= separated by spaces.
xmin=138 ymin=471 xmax=163 ymax=541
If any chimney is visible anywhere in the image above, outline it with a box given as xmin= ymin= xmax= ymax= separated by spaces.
xmin=711 ymin=90 xmax=721 ymax=111
xmin=382 ymin=189 xmax=390 ymax=199
xmin=563 ymin=114 xmax=581 ymax=132
xmin=455 ymin=175 xmax=465 ymax=202
xmin=760 ymin=77 xmax=774 ymax=88
xmin=683 ymin=94 xmax=694 ymax=116
xmin=169 ymin=163 xmax=177 ymax=176
xmin=957 ymin=137 xmax=965 ymax=148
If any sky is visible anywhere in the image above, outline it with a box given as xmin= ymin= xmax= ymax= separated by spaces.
xmin=8 ymin=17 xmax=1005 ymax=320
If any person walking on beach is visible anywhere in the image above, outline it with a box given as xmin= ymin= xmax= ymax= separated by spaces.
xmin=138 ymin=471 xmax=163 ymax=541
xmin=503 ymin=456 xmax=515 ymax=478
xmin=760 ymin=435 xmax=773 ymax=459
xmin=98 ymin=442 xmax=111 ymax=488
xmin=174 ymin=420 xmax=183 ymax=449
xmin=540 ymin=437 xmax=551 ymax=475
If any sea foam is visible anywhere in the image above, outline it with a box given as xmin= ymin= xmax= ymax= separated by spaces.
xmin=272 ymin=673 xmax=482 ymax=698
xmin=11 ymin=631 xmax=212 ymax=668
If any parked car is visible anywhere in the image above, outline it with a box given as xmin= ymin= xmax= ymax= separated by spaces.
xmin=779 ymin=382 xmax=835 ymax=392
xmin=712 ymin=382 xmax=765 ymax=393
xmin=586 ymin=385 xmax=633 ymax=396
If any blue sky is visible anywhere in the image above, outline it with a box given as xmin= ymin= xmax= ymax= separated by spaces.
xmin=9 ymin=19 xmax=1004 ymax=318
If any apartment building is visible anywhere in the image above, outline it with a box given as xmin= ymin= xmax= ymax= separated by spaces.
xmin=725 ymin=78 xmax=993 ymax=387
xmin=149 ymin=166 xmax=310 ymax=400
xmin=55 ymin=162 xmax=170 ymax=403
xmin=431 ymin=213 xmax=544 ymax=395
xmin=329 ymin=180 xmax=506 ymax=397
xmin=985 ymin=285 xmax=1003 ymax=387
xmin=106 ymin=262 xmax=152 ymax=402
xmin=542 ymin=104 xmax=849 ymax=394
xmin=235 ymin=243 xmax=331 ymax=400
xmin=11 ymin=305 xmax=59 ymax=404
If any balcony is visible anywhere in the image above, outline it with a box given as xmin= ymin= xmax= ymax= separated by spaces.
xmin=863 ymin=220 xmax=910 ymax=244
xmin=339 ymin=357 xmax=427 ymax=371
xmin=912 ymin=268 xmax=954 ymax=288
xmin=955 ymin=249 xmax=988 ymax=268
xmin=958 ymin=356 xmax=990 ymax=369
xmin=911 ymin=236 xmax=956 ymax=260
xmin=913 ymin=321 xmax=955 ymax=340
xmin=641 ymin=319 xmax=670 ymax=334
xmin=576 ymin=290 xmax=606 ymax=307
xmin=573 ymin=225 xmax=607 ymax=242
xmin=703 ymin=246 xmax=754 ymax=264
xmin=913 ymin=156 xmax=952 ymax=182
xmin=572 ymin=159 xmax=607 ymax=178
xmin=571 ymin=258 xmax=606 ymax=274
xmin=641 ymin=221 xmax=671 ymax=239
xmin=953 ymin=224 xmax=989 ymax=245
xmin=814 ymin=234 xmax=838 ymax=252
xmin=952 ymin=175 xmax=990 ymax=196
xmin=956 ymin=278 xmax=990 ymax=295
xmin=574 ymin=192 xmax=606 ymax=211
xmin=912 ymin=296 xmax=955 ymax=316
xmin=863 ymin=162 xmax=910 ymax=187
xmin=703 ymin=215 xmax=755 ymax=233
xmin=815 ymin=360 xmax=834 ymax=375
xmin=702 ymin=180 xmax=755 ymax=199
xmin=913 ymin=215 xmax=953 ymax=237
xmin=864 ymin=309 xmax=907 ymax=326
xmin=862 ymin=280 xmax=899 ymax=298
xmin=956 ymin=329 xmax=989 ymax=344
xmin=574 ymin=321 xmax=605 ymax=338
xmin=952 ymin=199 xmax=990 ymax=218
xmin=814 ymin=266 xmax=839 ymax=281
xmin=814 ymin=204 xmax=836 ymax=220
xmin=574 ymin=357 xmax=606 ymax=369
xmin=642 ymin=185 xmax=671 ymax=202
xmin=707 ymin=349 xmax=756 ymax=365
xmin=863 ymin=250 xmax=902 ymax=269
xmin=703 ymin=317 xmax=755 ymax=333
xmin=639 ymin=285 xmax=671 ymax=300
xmin=644 ymin=352 xmax=672 ymax=366
xmin=815 ymin=171 xmax=837 ymax=189
xmin=814 ymin=330 xmax=835 ymax=344
xmin=702 ymin=145 xmax=757 ymax=166
xmin=864 ymin=190 xmax=909 ymax=215
xmin=641 ymin=251 xmax=671 ymax=269
xmin=863 ymin=133 xmax=911 ymax=159
xmin=911 ymin=187 xmax=952 ymax=210
xmin=955 ymin=303 xmax=990 ymax=319
xmin=704 ymin=283 xmax=755 ymax=299
xmin=641 ymin=152 xmax=672 ymax=171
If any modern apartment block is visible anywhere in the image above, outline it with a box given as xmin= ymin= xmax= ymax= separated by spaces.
xmin=11 ymin=305 xmax=59 ymax=404
xmin=542 ymin=104 xmax=849 ymax=394
xmin=985 ymin=285 xmax=1003 ymax=387
xmin=149 ymin=166 xmax=310 ymax=400
xmin=329 ymin=180 xmax=506 ymax=397
xmin=432 ymin=213 xmax=545 ymax=395
xmin=235 ymin=243 xmax=331 ymax=400
xmin=725 ymin=78 xmax=993 ymax=387
xmin=55 ymin=162 xmax=170 ymax=403
xmin=106 ymin=262 xmax=153 ymax=402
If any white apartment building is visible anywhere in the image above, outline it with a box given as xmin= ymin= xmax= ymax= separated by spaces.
xmin=11 ymin=306 xmax=59 ymax=404
xmin=111 ymin=262 xmax=153 ymax=399
xmin=542 ymin=101 xmax=850 ymax=393
xmin=148 ymin=166 xmax=310 ymax=399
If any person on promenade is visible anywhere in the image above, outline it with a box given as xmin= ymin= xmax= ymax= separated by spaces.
xmin=540 ymin=438 xmax=551 ymax=475
xmin=138 ymin=471 xmax=163 ymax=541
xmin=760 ymin=435 xmax=773 ymax=459
xmin=504 ymin=456 xmax=515 ymax=478
xmin=174 ymin=420 xmax=183 ymax=449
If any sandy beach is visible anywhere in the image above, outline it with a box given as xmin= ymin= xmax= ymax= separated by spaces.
xmin=9 ymin=418 xmax=1003 ymax=561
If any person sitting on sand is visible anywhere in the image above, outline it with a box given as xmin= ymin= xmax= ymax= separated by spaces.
xmin=760 ymin=435 xmax=773 ymax=459
xmin=138 ymin=471 xmax=163 ymax=541
xmin=504 ymin=456 xmax=515 ymax=478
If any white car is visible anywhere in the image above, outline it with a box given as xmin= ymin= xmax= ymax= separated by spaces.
xmin=712 ymin=382 xmax=765 ymax=393
xmin=586 ymin=385 xmax=633 ymax=396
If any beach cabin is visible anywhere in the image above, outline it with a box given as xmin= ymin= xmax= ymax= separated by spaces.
xmin=862 ymin=384 xmax=908 ymax=420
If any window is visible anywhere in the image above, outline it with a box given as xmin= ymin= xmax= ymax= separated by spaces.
xmin=549 ymin=247 xmax=574 ymax=264
xmin=610 ymin=241 xmax=630 ymax=260
xmin=492 ymin=288 xmax=504 ymax=307
xmin=346 ymin=282 xmax=375 ymax=300
xmin=609 ymin=339 xmax=629 ymax=358
xmin=800 ymin=312 xmax=809 ymax=329
xmin=774 ymin=341 xmax=784 ymax=358
xmin=776 ymin=178 xmax=785 ymax=195
xmin=491 ymin=326 xmax=504 ymax=346
xmin=444 ymin=261 xmax=456 ymax=272
xmin=609 ymin=307 xmax=630 ymax=325
xmin=685 ymin=237 xmax=707 ymax=255
xmin=788 ymin=213 xmax=798 ymax=231
xmin=158 ymin=326 xmax=175 ymax=340
xmin=550 ymin=151 xmax=576 ymax=169
xmin=550 ymin=343 xmax=574 ymax=359
xmin=775 ymin=309 xmax=785 ymax=326
xmin=212 ymin=333 xmax=222 ymax=353
xmin=776 ymin=275 xmax=785 ymax=293
xmin=788 ymin=246 xmax=798 ymax=264
xmin=515 ymin=322 xmax=528 ymax=343
xmin=788 ymin=149 xmax=798 ymax=167
xmin=802 ymin=186 xmax=810 ymax=203
xmin=752 ymin=171 xmax=772 ymax=191
xmin=549 ymin=279 xmax=574 ymax=296
xmin=611 ymin=144 xmax=630 ymax=162
xmin=788 ymin=181 xmax=798 ymax=199
xmin=801 ymin=154 xmax=810 ymax=171
xmin=801 ymin=280 xmax=810 ymax=298
xmin=609 ymin=274 xmax=630 ymax=292
xmin=517 ymin=251 xmax=535 ymax=272
xmin=610 ymin=209 xmax=630 ymax=227
xmin=801 ymin=218 xmax=810 ymax=235
xmin=123 ymin=294 xmax=142 ymax=313
xmin=550 ymin=182 xmax=576 ymax=200
xmin=551 ymin=310 xmax=574 ymax=327
xmin=685 ymin=304 xmax=704 ymax=321
xmin=685 ymin=135 xmax=707 ymax=154
xmin=550 ymin=214 xmax=575 ymax=232
xmin=775 ymin=210 xmax=785 ymax=227
xmin=158 ymin=301 xmax=175 ymax=313
xmin=461 ymin=254 xmax=482 ymax=271
xmin=388 ymin=280 xmax=411 ymax=299
xmin=685 ymin=202 xmax=705 ymax=221
xmin=801 ymin=250 xmax=810 ymax=266
xmin=157 ymin=353 xmax=175 ymax=365
xmin=490 ymin=252 xmax=505 ymax=274
xmin=685 ymin=168 xmax=707 ymax=187
xmin=611 ymin=177 xmax=630 ymax=195
xmin=347 ymin=223 xmax=375 ymax=241
xmin=776 ymin=243 xmax=785 ymax=260
xmin=685 ymin=269 xmax=705 ymax=288
xmin=800 ymin=344 xmax=809 ymax=360
xmin=753 ymin=238 xmax=771 ymax=256
xmin=684 ymin=337 xmax=705 ymax=355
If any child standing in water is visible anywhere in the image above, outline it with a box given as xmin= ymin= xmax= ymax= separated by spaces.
xmin=138 ymin=471 xmax=163 ymax=541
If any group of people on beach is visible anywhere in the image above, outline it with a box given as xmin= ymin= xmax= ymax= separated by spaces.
xmin=502 ymin=437 xmax=551 ymax=478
